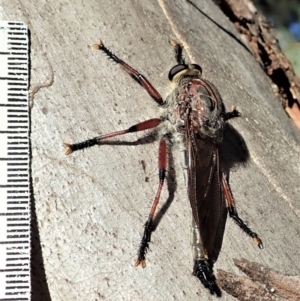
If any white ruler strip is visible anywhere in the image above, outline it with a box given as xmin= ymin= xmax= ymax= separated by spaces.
xmin=0 ymin=21 xmax=30 ymax=301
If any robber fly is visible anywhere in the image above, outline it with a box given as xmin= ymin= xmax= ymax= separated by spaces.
xmin=64 ymin=39 xmax=263 ymax=297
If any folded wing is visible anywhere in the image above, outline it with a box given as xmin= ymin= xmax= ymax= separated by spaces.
xmin=187 ymin=129 xmax=227 ymax=263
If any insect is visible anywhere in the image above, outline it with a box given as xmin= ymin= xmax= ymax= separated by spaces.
xmin=64 ymin=39 xmax=263 ymax=296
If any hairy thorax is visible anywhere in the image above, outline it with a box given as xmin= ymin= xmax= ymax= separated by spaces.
xmin=162 ymin=75 xmax=225 ymax=144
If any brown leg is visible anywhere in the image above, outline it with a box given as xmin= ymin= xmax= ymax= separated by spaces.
xmin=135 ymin=138 xmax=167 ymax=268
xmin=169 ymin=39 xmax=185 ymax=64
xmin=221 ymin=174 xmax=263 ymax=249
xmin=92 ymin=40 xmax=163 ymax=105
xmin=65 ymin=118 xmax=161 ymax=155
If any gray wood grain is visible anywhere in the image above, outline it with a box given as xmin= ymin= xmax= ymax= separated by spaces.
xmin=2 ymin=0 xmax=300 ymax=300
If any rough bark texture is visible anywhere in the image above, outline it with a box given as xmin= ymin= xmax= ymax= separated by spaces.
xmin=1 ymin=0 xmax=300 ymax=300
xmin=214 ymin=0 xmax=300 ymax=129
xmin=216 ymin=0 xmax=300 ymax=107
xmin=218 ymin=259 xmax=300 ymax=300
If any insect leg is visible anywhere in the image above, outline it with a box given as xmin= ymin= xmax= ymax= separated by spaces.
xmin=135 ymin=138 xmax=167 ymax=268
xmin=169 ymin=39 xmax=185 ymax=64
xmin=224 ymin=107 xmax=241 ymax=121
xmin=64 ymin=118 xmax=161 ymax=155
xmin=191 ymin=217 xmax=222 ymax=297
xmin=221 ymin=174 xmax=263 ymax=249
xmin=92 ymin=40 xmax=163 ymax=105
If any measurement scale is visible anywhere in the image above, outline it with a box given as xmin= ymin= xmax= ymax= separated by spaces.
xmin=0 ymin=21 xmax=30 ymax=300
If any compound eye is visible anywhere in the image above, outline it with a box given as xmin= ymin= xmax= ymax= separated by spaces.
xmin=168 ymin=64 xmax=188 ymax=81
xmin=191 ymin=64 xmax=202 ymax=75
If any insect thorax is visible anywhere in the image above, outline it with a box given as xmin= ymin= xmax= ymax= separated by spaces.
xmin=162 ymin=75 xmax=224 ymax=143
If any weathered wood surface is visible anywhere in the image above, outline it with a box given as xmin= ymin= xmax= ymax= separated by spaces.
xmin=2 ymin=0 xmax=300 ymax=300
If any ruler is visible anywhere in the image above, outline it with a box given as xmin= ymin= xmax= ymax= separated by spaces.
xmin=0 ymin=22 xmax=30 ymax=300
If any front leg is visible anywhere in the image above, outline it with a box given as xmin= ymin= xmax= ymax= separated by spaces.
xmin=224 ymin=106 xmax=241 ymax=121
xmin=92 ymin=40 xmax=164 ymax=105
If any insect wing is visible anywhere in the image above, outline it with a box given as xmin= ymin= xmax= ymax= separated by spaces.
xmin=187 ymin=130 xmax=227 ymax=263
